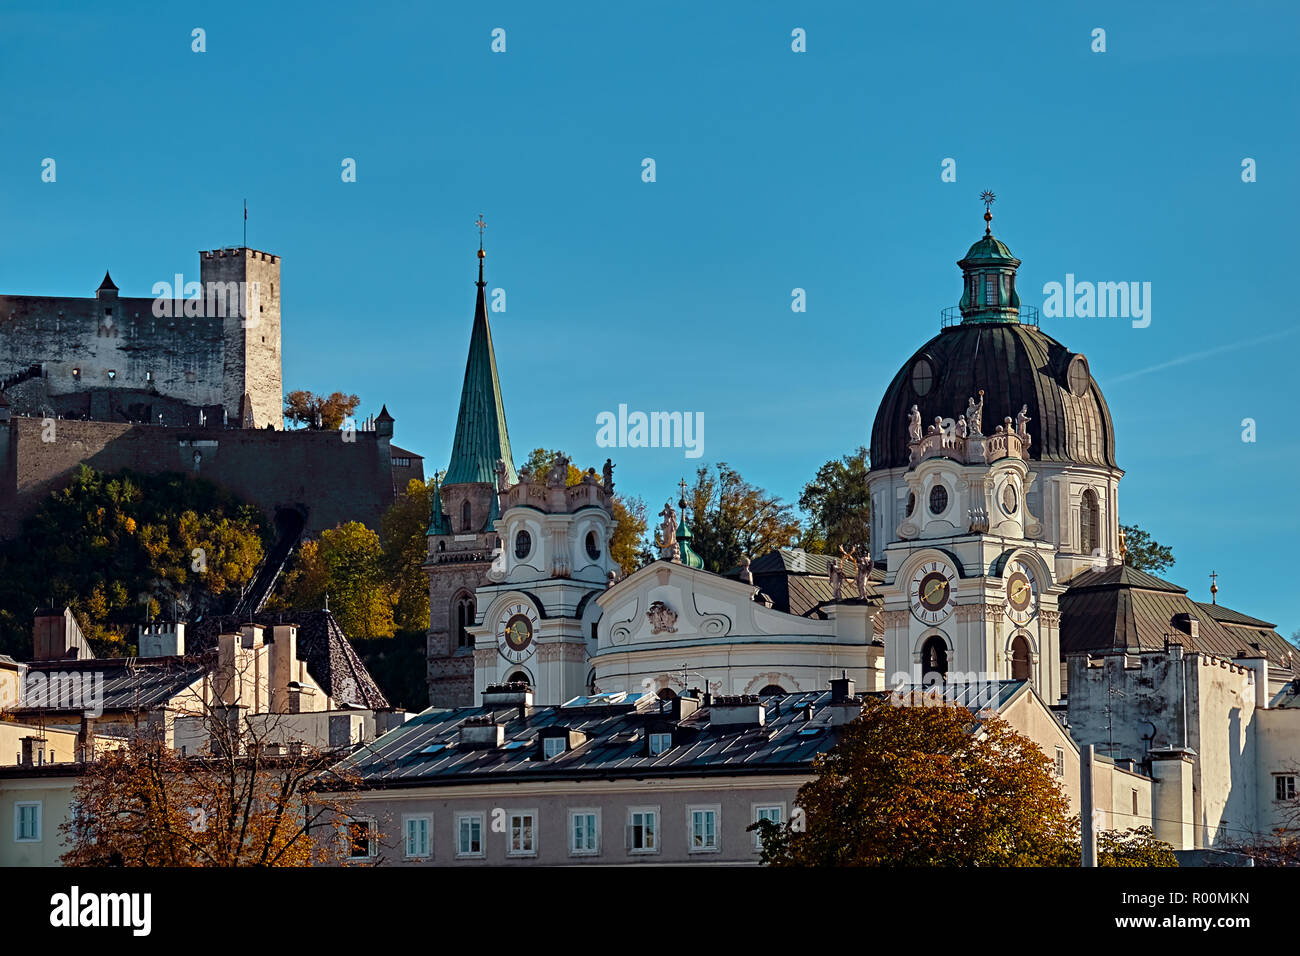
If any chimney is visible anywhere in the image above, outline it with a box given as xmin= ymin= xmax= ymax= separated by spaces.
xmin=32 ymin=608 xmax=93 ymax=662
xmin=77 ymin=715 xmax=95 ymax=763
xmin=240 ymin=623 xmax=265 ymax=649
xmin=459 ymin=715 xmax=505 ymax=748
xmin=138 ymin=621 xmax=185 ymax=658
xmin=20 ymin=736 xmax=38 ymax=767
xmin=481 ymin=682 xmax=534 ymax=711
xmin=708 ymin=695 xmax=766 ymax=728
xmin=671 ymin=695 xmax=701 ymax=722
xmin=829 ymin=670 xmax=856 ymax=702
xmin=271 ymin=625 xmax=298 ymax=714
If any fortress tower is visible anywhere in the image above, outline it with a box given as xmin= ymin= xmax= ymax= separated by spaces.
xmin=201 ymin=247 xmax=283 ymax=429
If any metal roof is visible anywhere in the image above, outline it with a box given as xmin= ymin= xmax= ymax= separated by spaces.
xmin=17 ymin=657 xmax=205 ymax=714
xmin=1061 ymin=567 xmax=1294 ymax=672
xmin=870 ymin=321 xmax=1118 ymax=471
xmin=337 ymin=682 xmax=1030 ymax=790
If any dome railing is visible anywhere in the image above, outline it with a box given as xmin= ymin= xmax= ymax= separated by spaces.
xmin=940 ymin=305 xmax=1040 ymax=328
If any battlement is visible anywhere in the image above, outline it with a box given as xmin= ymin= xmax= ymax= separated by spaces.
xmin=201 ymin=247 xmax=280 ymax=264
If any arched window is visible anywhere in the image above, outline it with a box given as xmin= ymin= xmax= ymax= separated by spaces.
xmin=507 ymin=671 xmax=530 ymax=687
xmin=758 ymin=684 xmax=786 ymax=696
xmin=452 ymin=592 xmax=476 ymax=649
xmin=656 ymin=687 xmax=679 ymax=702
xmin=921 ymin=636 xmax=948 ymax=685
xmin=1080 ymin=488 xmax=1100 ymax=556
xmin=1010 ymin=634 xmax=1032 ymax=682
xmin=461 ymin=499 xmax=473 ymax=532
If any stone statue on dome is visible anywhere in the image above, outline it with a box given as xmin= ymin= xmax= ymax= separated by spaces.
xmin=907 ymin=405 xmax=922 ymax=443
xmin=1016 ymin=404 xmax=1032 ymax=445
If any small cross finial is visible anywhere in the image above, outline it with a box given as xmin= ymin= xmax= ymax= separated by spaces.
xmin=475 ymin=215 xmax=486 ymax=249
xmin=1210 ymin=570 xmax=1219 ymax=604
xmin=678 ymin=477 xmax=688 ymax=509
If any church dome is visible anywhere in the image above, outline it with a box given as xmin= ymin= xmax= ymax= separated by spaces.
xmin=870 ymin=203 xmax=1118 ymax=472
xmin=869 ymin=322 xmax=1118 ymax=470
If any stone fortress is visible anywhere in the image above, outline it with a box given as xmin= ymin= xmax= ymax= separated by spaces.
xmin=0 ymin=245 xmax=423 ymax=540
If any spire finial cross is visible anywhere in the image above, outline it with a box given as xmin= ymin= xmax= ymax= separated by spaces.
xmin=678 ymin=477 xmax=688 ymax=509
xmin=475 ymin=214 xmax=486 ymax=250
xmin=1210 ymin=569 xmax=1219 ymax=605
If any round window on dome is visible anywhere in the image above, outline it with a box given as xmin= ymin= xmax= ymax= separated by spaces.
xmin=514 ymin=530 xmax=532 ymax=560
xmin=1068 ymin=354 xmax=1091 ymax=397
xmin=912 ymin=357 xmax=935 ymax=397
xmin=585 ymin=530 xmax=601 ymax=561
xmin=929 ymin=485 xmax=948 ymax=515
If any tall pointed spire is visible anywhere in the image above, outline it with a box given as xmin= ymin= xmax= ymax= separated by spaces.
xmin=427 ymin=474 xmax=450 ymax=536
xmin=443 ymin=219 xmax=517 ymax=487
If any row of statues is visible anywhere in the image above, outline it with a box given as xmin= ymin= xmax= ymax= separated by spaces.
xmin=907 ymin=390 xmax=1031 ymax=446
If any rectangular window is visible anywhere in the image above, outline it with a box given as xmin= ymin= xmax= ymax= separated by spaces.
xmin=984 ymin=274 xmax=999 ymax=306
xmin=689 ymin=806 xmax=719 ymax=852
xmin=347 ymin=819 xmax=373 ymax=859
xmin=754 ymin=804 xmax=784 ymax=849
xmin=508 ymin=811 xmax=537 ymax=857
xmin=1055 ymin=747 xmax=1065 ymax=778
xmin=404 ymin=815 xmax=431 ymax=859
xmin=570 ymin=810 xmax=599 ymax=856
xmin=628 ymin=807 xmax=658 ymax=853
xmin=648 ymin=732 xmax=672 ymax=756
xmin=1276 ymin=775 xmax=1296 ymax=801
xmin=456 ymin=813 xmax=484 ymax=858
xmin=1131 ymin=789 xmax=1139 ymax=815
xmin=15 ymin=802 xmax=41 ymax=842
xmin=543 ymin=736 xmax=566 ymax=759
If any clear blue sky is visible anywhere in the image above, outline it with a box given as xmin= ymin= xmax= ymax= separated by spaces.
xmin=2 ymin=1 xmax=1297 ymax=633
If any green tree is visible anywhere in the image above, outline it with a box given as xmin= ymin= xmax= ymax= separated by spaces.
xmin=277 ymin=523 xmax=395 ymax=639
xmin=797 ymin=446 xmax=870 ymax=555
xmin=283 ymin=390 xmax=361 ymax=430
xmin=381 ymin=478 xmax=436 ymax=632
xmin=0 ymin=467 xmax=267 ymax=657
xmin=684 ymin=463 xmax=801 ymax=574
xmin=522 ymin=448 xmax=650 ymax=577
xmin=1121 ymin=523 xmax=1175 ymax=574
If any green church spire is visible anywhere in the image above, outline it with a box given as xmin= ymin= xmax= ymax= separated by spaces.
xmin=427 ymin=474 xmax=450 ymax=536
xmin=957 ymin=191 xmax=1025 ymax=324
xmin=443 ymin=220 xmax=518 ymax=487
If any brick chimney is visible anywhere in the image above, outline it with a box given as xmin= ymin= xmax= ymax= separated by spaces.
xmin=708 ymin=695 xmax=766 ymax=728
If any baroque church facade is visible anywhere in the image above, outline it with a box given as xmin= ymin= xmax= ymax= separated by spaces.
xmin=424 ymin=211 xmax=1300 ymax=853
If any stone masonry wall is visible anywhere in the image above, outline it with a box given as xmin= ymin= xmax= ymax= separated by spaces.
xmin=0 ymin=416 xmax=398 ymax=539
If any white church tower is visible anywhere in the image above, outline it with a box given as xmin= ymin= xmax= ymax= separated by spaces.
xmin=468 ymin=455 xmax=618 ymax=705
xmin=869 ymin=198 xmax=1119 ymax=705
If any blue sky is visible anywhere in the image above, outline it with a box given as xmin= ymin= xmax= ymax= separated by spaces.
xmin=2 ymin=1 xmax=1297 ymax=632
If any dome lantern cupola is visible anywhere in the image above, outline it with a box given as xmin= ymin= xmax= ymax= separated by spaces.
xmin=957 ymin=192 xmax=1023 ymax=323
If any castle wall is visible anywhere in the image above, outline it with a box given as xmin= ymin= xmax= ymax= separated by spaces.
xmin=0 ymin=248 xmax=283 ymax=430
xmin=0 ymin=417 xmax=398 ymax=539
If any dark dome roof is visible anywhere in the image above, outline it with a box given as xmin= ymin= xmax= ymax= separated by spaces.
xmin=870 ymin=321 xmax=1118 ymax=471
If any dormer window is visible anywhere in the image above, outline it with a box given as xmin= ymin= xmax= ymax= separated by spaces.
xmin=543 ymin=736 xmax=566 ymax=760
xmin=648 ymin=732 xmax=672 ymax=756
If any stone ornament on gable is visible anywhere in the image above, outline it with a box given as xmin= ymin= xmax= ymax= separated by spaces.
xmin=646 ymin=600 xmax=678 ymax=634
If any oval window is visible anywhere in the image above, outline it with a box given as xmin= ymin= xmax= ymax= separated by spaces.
xmin=585 ymin=530 xmax=601 ymax=560
xmin=514 ymin=530 xmax=532 ymax=559
xmin=1001 ymin=484 xmax=1017 ymax=515
xmin=912 ymin=357 xmax=935 ymax=397
xmin=929 ymin=485 xmax=949 ymax=515
xmin=1068 ymin=354 xmax=1091 ymax=397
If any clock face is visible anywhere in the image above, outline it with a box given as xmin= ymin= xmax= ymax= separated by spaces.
xmin=496 ymin=602 xmax=539 ymax=663
xmin=1004 ymin=560 xmax=1039 ymax=624
xmin=909 ymin=560 xmax=958 ymax=624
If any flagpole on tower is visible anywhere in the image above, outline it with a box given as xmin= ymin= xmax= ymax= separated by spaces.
xmin=243 ymin=199 xmax=247 ymax=249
